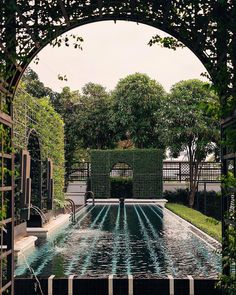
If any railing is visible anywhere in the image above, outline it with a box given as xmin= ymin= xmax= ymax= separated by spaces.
xmin=67 ymin=161 xmax=221 ymax=183
xmin=65 ymin=199 xmax=76 ymax=222
xmin=14 ymin=276 xmax=221 ymax=295
xmin=163 ymin=161 xmax=221 ymax=183
xmin=67 ymin=161 xmax=90 ymax=181
xmin=85 ymin=191 xmax=95 ymax=206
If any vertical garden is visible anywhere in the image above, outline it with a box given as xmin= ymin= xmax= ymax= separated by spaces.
xmin=13 ymin=86 xmax=65 ymax=217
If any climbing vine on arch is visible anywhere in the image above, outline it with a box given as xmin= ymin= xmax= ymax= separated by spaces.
xmin=13 ymin=84 xmax=65 ymax=210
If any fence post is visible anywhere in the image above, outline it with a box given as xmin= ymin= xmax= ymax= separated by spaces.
xmin=87 ymin=162 xmax=90 ymax=178
xmin=204 ymin=182 xmax=207 ymax=215
xmin=179 ymin=162 xmax=182 ymax=182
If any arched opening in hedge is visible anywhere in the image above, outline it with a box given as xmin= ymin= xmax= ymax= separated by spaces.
xmin=91 ymin=149 xmax=163 ymax=199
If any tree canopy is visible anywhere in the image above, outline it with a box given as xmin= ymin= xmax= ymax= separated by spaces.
xmin=160 ymin=79 xmax=220 ymax=206
xmin=21 ymin=68 xmax=56 ymax=100
xmin=112 ymin=73 xmax=166 ymax=148
xmin=73 ymin=82 xmax=115 ymax=150
xmin=20 ymin=70 xmax=221 ymax=197
xmin=53 ymin=86 xmax=80 ymax=115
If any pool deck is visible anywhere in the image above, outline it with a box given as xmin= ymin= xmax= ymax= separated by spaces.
xmin=15 ymin=235 xmax=38 ymax=255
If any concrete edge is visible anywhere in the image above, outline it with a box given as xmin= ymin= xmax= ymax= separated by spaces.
xmin=15 ymin=235 xmax=38 ymax=255
xmin=164 ymin=207 xmax=221 ymax=251
xmin=26 ymin=214 xmax=71 ymax=238
xmin=86 ymin=198 xmax=168 ymax=206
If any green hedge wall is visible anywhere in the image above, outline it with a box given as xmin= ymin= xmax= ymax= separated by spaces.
xmin=13 ymin=86 xmax=65 ymax=206
xmin=91 ymin=149 xmax=163 ymax=198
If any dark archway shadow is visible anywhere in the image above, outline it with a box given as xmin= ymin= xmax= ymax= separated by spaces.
xmin=110 ymin=162 xmax=133 ymax=198
xmin=26 ymin=129 xmax=43 ymax=227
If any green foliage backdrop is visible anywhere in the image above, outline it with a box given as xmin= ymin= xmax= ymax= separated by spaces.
xmin=13 ymin=86 xmax=65 ymax=204
xmin=91 ymin=149 xmax=163 ymax=199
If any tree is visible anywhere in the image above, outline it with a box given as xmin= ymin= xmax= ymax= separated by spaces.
xmin=160 ymin=79 xmax=220 ymax=207
xmin=21 ymin=68 xmax=57 ymax=100
xmin=53 ymin=86 xmax=81 ymax=175
xmin=54 ymin=83 xmax=115 ymax=177
xmin=74 ymin=82 xmax=115 ymax=149
xmin=52 ymin=86 xmax=80 ymax=115
xmin=112 ymin=73 xmax=166 ymax=148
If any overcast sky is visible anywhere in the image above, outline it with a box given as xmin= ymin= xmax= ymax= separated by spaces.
xmin=30 ymin=20 xmax=208 ymax=93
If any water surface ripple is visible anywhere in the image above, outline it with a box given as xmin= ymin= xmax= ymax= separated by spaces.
xmin=15 ymin=204 xmax=221 ymax=278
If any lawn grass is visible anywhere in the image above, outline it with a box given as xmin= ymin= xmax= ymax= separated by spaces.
xmin=165 ymin=203 xmax=222 ymax=242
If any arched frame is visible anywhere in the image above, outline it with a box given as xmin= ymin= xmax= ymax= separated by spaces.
xmin=110 ymin=162 xmax=133 ymax=178
xmin=0 ymin=1 xmax=235 ymax=294
xmin=1 ymin=1 xmax=235 ymax=102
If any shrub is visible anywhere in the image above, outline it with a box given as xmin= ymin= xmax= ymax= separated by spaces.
xmin=110 ymin=177 xmax=133 ymax=198
xmin=163 ymin=188 xmax=221 ymax=221
xmin=163 ymin=188 xmax=189 ymax=204
xmin=195 ymin=190 xmax=221 ymax=220
xmin=91 ymin=149 xmax=163 ymax=198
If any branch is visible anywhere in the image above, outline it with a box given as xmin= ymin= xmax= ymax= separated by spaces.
xmin=148 ymin=34 xmax=185 ymax=50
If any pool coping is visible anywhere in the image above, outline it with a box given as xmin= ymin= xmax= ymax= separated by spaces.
xmin=15 ymin=236 xmax=38 ymax=255
xmin=26 ymin=213 xmax=71 ymax=238
xmin=163 ymin=207 xmax=221 ymax=251
xmin=87 ymin=198 xmax=168 ymax=207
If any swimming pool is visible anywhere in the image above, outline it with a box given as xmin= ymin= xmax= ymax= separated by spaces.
xmin=15 ymin=204 xmax=221 ymax=278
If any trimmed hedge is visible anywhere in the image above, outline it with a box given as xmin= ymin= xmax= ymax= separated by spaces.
xmin=163 ymin=189 xmax=222 ymax=221
xmin=91 ymin=149 xmax=163 ymax=198
xmin=110 ymin=177 xmax=133 ymax=198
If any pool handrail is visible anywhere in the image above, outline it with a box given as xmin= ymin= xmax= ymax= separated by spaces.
xmin=85 ymin=191 xmax=95 ymax=206
xmin=65 ymin=198 xmax=76 ymax=222
xmin=30 ymin=204 xmax=48 ymax=224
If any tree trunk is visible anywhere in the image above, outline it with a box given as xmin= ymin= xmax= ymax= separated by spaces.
xmin=189 ymin=157 xmax=201 ymax=208
xmin=189 ymin=184 xmax=197 ymax=208
xmin=188 ymin=145 xmax=195 ymax=208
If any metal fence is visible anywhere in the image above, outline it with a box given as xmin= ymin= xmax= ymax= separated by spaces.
xmin=67 ymin=162 xmax=91 ymax=181
xmin=68 ymin=161 xmax=221 ymax=183
xmin=163 ymin=161 xmax=221 ymax=183
xmin=110 ymin=162 xmax=133 ymax=178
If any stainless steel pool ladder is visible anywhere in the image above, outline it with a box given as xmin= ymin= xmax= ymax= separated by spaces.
xmin=65 ymin=198 xmax=76 ymax=222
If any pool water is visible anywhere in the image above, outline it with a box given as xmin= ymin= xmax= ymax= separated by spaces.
xmin=15 ymin=204 xmax=221 ymax=278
